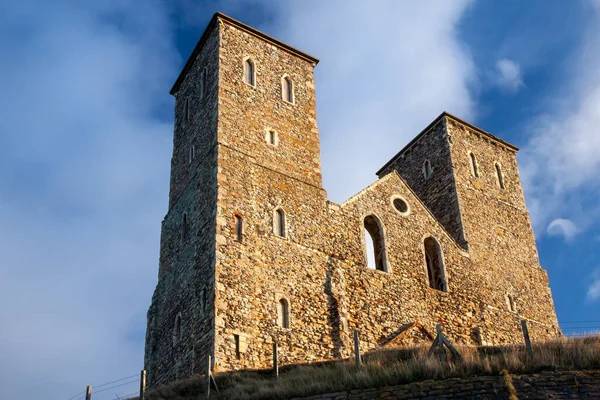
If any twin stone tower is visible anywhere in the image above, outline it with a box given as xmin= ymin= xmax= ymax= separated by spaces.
xmin=144 ymin=12 xmax=560 ymax=387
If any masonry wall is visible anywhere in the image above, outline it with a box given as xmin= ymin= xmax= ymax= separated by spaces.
xmin=146 ymin=13 xmax=560 ymax=387
xmin=145 ymin=24 xmax=220 ymax=387
xmin=291 ymin=370 xmax=600 ymax=400
xmin=445 ymin=118 xmax=560 ymax=343
xmin=377 ymin=120 xmax=467 ymax=248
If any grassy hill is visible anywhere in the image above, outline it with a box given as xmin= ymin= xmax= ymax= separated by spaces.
xmin=144 ymin=335 xmax=600 ymax=400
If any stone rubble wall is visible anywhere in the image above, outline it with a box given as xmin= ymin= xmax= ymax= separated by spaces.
xmin=291 ymin=370 xmax=600 ymax=400
xmin=144 ymin=22 xmax=221 ymax=388
xmin=145 ymin=14 xmax=561 ymax=388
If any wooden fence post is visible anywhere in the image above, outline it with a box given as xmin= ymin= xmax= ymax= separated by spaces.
xmin=436 ymin=324 xmax=446 ymax=362
xmin=85 ymin=386 xmax=92 ymax=400
xmin=205 ymin=355 xmax=211 ymax=398
xmin=521 ymin=320 xmax=533 ymax=358
xmin=354 ymin=330 xmax=361 ymax=370
xmin=139 ymin=370 xmax=146 ymax=400
xmin=273 ymin=342 xmax=279 ymax=383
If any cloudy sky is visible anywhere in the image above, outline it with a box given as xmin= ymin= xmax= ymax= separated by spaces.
xmin=1 ymin=0 xmax=600 ymax=399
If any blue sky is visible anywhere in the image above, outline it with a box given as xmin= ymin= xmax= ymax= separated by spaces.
xmin=1 ymin=1 xmax=599 ymax=399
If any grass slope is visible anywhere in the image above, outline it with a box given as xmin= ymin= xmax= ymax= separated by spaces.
xmin=145 ymin=335 xmax=600 ymax=400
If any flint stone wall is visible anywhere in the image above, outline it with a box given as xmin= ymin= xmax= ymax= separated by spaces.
xmin=290 ymin=370 xmax=600 ymax=400
xmin=144 ymin=13 xmax=561 ymax=388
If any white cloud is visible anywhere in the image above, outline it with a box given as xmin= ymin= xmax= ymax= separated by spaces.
xmin=587 ymin=269 xmax=600 ymax=302
xmin=257 ymin=0 xmax=476 ymax=202
xmin=494 ymin=58 xmax=523 ymax=93
xmin=546 ymin=218 xmax=580 ymax=241
xmin=0 ymin=1 xmax=477 ymax=398
xmin=520 ymin=5 xmax=600 ymax=234
xmin=0 ymin=1 xmax=175 ymax=399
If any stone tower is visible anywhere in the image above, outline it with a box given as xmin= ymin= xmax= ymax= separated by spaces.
xmin=145 ymin=12 xmax=559 ymax=388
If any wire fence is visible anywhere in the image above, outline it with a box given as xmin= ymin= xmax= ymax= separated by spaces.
xmin=66 ymin=320 xmax=599 ymax=399
xmin=67 ymin=371 xmax=144 ymax=400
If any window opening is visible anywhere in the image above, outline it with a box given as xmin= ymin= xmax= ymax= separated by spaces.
xmin=393 ymin=197 xmax=409 ymax=214
xmin=508 ymin=295 xmax=516 ymax=312
xmin=234 ymin=215 xmax=243 ymax=242
xmin=364 ymin=215 xmax=387 ymax=272
xmin=274 ymin=208 xmax=286 ymax=237
xmin=267 ymin=130 xmax=277 ymax=145
xmin=202 ymin=67 xmax=208 ymax=97
xmin=243 ymin=58 xmax=255 ymax=86
xmin=189 ymin=145 xmax=196 ymax=164
xmin=496 ymin=163 xmax=505 ymax=189
xmin=424 ymin=160 xmax=432 ymax=179
xmin=282 ymin=76 xmax=294 ymax=103
xmin=174 ymin=314 xmax=182 ymax=343
xmin=470 ymin=152 xmax=479 ymax=177
xmin=184 ymin=97 xmax=190 ymax=122
xmin=277 ymin=298 xmax=290 ymax=328
xmin=182 ymin=213 xmax=188 ymax=242
xmin=234 ymin=334 xmax=241 ymax=360
xmin=424 ymin=236 xmax=447 ymax=291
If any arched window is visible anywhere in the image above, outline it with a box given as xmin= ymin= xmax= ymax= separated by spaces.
xmin=364 ymin=215 xmax=387 ymax=272
xmin=424 ymin=236 xmax=447 ymax=291
xmin=274 ymin=208 xmax=286 ymax=238
xmin=424 ymin=160 xmax=432 ymax=179
xmin=234 ymin=215 xmax=243 ymax=242
xmin=282 ymin=76 xmax=294 ymax=103
xmin=173 ymin=313 xmax=182 ymax=343
xmin=469 ymin=152 xmax=479 ymax=177
xmin=243 ymin=58 xmax=255 ymax=86
xmin=277 ymin=298 xmax=290 ymax=328
xmin=181 ymin=213 xmax=189 ymax=242
xmin=495 ymin=163 xmax=505 ymax=189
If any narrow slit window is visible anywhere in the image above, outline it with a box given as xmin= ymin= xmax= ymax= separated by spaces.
xmin=234 ymin=215 xmax=243 ymax=242
xmin=282 ymin=76 xmax=294 ymax=103
xmin=508 ymin=295 xmax=517 ymax=312
xmin=200 ymin=288 xmax=206 ymax=310
xmin=182 ymin=213 xmax=188 ymax=242
xmin=234 ymin=335 xmax=241 ymax=360
xmin=184 ymin=97 xmax=190 ymax=122
xmin=200 ymin=70 xmax=205 ymax=98
xmin=277 ymin=298 xmax=290 ymax=328
xmin=189 ymin=145 xmax=196 ymax=164
xmin=496 ymin=163 xmax=505 ymax=189
xmin=243 ymin=58 xmax=255 ymax=86
xmin=424 ymin=237 xmax=447 ymax=292
xmin=267 ymin=130 xmax=277 ymax=145
xmin=274 ymin=208 xmax=286 ymax=237
xmin=174 ymin=314 xmax=182 ymax=343
xmin=424 ymin=160 xmax=432 ymax=179
xmin=202 ymin=67 xmax=208 ymax=97
xmin=363 ymin=215 xmax=387 ymax=272
xmin=470 ymin=152 xmax=479 ymax=177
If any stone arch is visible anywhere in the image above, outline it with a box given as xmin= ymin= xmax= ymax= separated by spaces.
xmin=423 ymin=236 xmax=447 ymax=291
xmin=243 ymin=57 xmax=256 ymax=86
xmin=423 ymin=159 xmax=432 ymax=179
xmin=469 ymin=151 xmax=479 ymax=177
xmin=277 ymin=298 xmax=290 ymax=328
xmin=173 ymin=312 xmax=182 ymax=344
xmin=273 ymin=207 xmax=286 ymax=238
xmin=495 ymin=162 xmax=505 ymax=189
xmin=234 ymin=214 xmax=243 ymax=242
xmin=363 ymin=214 xmax=389 ymax=272
xmin=281 ymin=75 xmax=294 ymax=103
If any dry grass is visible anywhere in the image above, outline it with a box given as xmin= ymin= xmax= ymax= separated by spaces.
xmin=146 ymin=335 xmax=600 ymax=400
